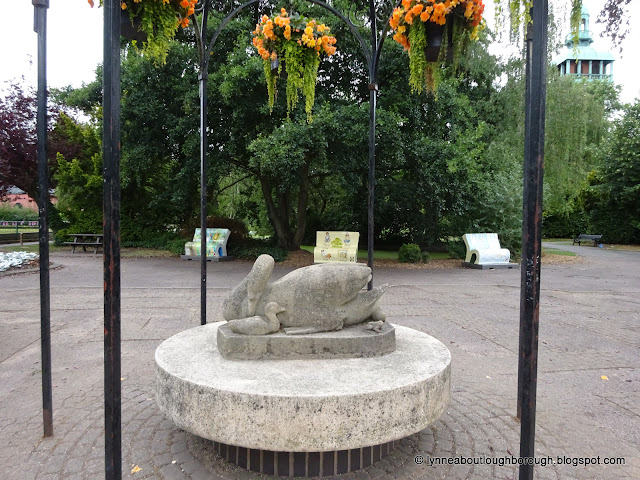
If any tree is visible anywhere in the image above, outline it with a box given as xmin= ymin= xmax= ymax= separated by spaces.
xmin=53 ymin=114 xmax=103 ymax=237
xmin=0 ymin=82 xmax=78 ymax=222
xmin=586 ymin=100 xmax=640 ymax=243
xmin=0 ymin=83 xmax=47 ymax=204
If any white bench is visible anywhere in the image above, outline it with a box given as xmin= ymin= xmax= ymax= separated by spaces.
xmin=313 ymin=231 xmax=359 ymax=263
xmin=462 ymin=233 xmax=514 ymax=269
xmin=183 ymin=228 xmax=231 ymax=260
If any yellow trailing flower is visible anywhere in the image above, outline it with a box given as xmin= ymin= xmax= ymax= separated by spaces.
xmin=251 ymin=8 xmax=337 ymax=122
xmin=89 ymin=0 xmax=197 ymax=65
xmin=388 ymin=0 xmax=485 ymax=93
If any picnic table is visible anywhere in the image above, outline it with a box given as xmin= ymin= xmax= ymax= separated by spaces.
xmin=63 ymin=233 xmax=104 ymax=254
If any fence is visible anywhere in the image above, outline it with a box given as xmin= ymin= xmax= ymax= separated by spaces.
xmin=0 ymin=221 xmax=48 ymax=245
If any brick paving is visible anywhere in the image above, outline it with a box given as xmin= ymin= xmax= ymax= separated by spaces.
xmin=0 ymin=243 xmax=638 ymax=479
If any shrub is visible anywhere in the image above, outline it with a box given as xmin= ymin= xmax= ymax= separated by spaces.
xmin=228 ymin=239 xmax=288 ymax=262
xmin=421 ymin=251 xmax=431 ymax=263
xmin=0 ymin=205 xmax=39 ymax=221
xmin=206 ymin=216 xmax=248 ymax=241
xmin=398 ymin=243 xmax=422 ymax=263
xmin=447 ymin=238 xmax=466 ymax=260
xmin=542 ymin=211 xmax=589 ymax=239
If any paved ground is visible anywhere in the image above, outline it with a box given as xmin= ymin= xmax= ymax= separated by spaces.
xmin=0 ymin=243 xmax=638 ymax=479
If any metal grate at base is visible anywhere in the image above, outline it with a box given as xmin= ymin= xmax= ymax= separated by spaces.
xmin=213 ymin=440 xmax=396 ymax=477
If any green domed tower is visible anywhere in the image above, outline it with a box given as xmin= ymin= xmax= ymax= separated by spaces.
xmin=555 ymin=5 xmax=614 ymax=80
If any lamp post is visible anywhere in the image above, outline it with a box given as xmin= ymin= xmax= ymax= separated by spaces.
xmin=103 ymin=0 xmax=122 ymax=478
xmin=32 ymin=0 xmax=52 ymax=439
xmin=518 ymin=1 xmax=548 ymax=479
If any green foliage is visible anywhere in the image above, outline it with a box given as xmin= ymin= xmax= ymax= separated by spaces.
xmin=330 ymin=237 xmax=343 ymax=248
xmin=542 ymin=211 xmax=588 ymax=239
xmin=206 ymin=216 xmax=248 ymax=241
xmin=447 ymin=237 xmax=466 ymax=260
xmin=121 ymin=231 xmax=184 ymax=254
xmin=543 ymin=76 xmax=616 ymax=219
xmin=584 ymin=100 xmax=640 ymax=244
xmin=53 ymin=114 xmax=103 ymax=238
xmin=421 ymin=251 xmax=431 ymax=263
xmin=0 ymin=205 xmax=39 ymax=221
xmin=398 ymin=243 xmax=422 ymax=263
xmin=54 ymin=4 xmax=620 ymax=258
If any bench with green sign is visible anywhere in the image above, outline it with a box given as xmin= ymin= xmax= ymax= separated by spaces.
xmin=182 ymin=228 xmax=232 ymax=261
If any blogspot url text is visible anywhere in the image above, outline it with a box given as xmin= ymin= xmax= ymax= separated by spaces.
xmin=414 ymin=455 xmax=626 ymax=467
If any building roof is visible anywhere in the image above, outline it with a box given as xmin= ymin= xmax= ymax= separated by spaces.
xmin=553 ymin=4 xmax=615 ymax=66
xmin=554 ymin=46 xmax=615 ymax=64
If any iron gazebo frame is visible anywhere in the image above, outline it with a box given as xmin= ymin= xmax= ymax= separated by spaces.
xmin=31 ymin=1 xmax=548 ymax=479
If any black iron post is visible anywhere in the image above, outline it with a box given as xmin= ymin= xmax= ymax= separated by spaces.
xmin=200 ymin=68 xmax=208 ymax=325
xmin=32 ymin=0 xmax=53 ymax=439
xmin=103 ymin=0 xmax=122 ymax=478
xmin=199 ymin=1 xmax=210 ymax=326
xmin=367 ymin=0 xmax=378 ymax=291
xmin=517 ymin=0 xmax=548 ymax=478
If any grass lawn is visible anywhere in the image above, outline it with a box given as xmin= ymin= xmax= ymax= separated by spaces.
xmin=300 ymin=245 xmax=450 ymax=260
xmin=542 ymin=247 xmax=576 ymax=256
xmin=0 ymin=244 xmax=177 ymax=258
xmin=0 ymin=227 xmax=40 ymax=234
xmin=542 ymin=238 xmax=573 ymax=244
xmin=0 ymin=244 xmax=56 ymax=253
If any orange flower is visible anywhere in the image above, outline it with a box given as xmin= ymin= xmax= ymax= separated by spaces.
xmin=121 ymin=2 xmax=127 ymax=10
xmin=88 ymin=0 xmax=94 ymax=7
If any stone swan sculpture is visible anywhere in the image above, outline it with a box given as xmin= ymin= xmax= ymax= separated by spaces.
xmin=223 ymin=254 xmax=387 ymax=335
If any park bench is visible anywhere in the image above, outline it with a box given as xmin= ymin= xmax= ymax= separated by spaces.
xmin=462 ymin=233 xmax=515 ymax=269
xmin=313 ymin=231 xmax=359 ymax=263
xmin=182 ymin=228 xmax=231 ymax=261
xmin=63 ymin=233 xmax=103 ymax=254
xmin=572 ymin=234 xmax=602 ymax=247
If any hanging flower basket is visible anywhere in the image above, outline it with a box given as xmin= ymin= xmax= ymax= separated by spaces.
xmin=89 ymin=0 xmax=197 ymax=65
xmin=252 ymin=8 xmax=337 ymax=122
xmin=390 ymin=0 xmax=485 ymax=93
xmin=120 ymin=9 xmax=147 ymax=44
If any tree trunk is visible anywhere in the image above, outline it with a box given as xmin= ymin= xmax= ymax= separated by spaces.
xmin=292 ymin=156 xmax=311 ymax=249
xmin=259 ymin=176 xmax=294 ymax=250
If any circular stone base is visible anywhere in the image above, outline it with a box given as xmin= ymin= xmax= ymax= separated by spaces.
xmin=217 ymin=321 xmax=396 ymax=360
xmin=156 ymin=322 xmax=450 ymax=453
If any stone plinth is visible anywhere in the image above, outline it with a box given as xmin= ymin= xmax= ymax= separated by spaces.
xmin=156 ymin=322 xmax=451 ymax=455
xmin=216 ymin=322 xmax=396 ymax=360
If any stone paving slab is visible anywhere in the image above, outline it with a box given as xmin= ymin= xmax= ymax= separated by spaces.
xmin=0 ymin=244 xmax=639 ymax=479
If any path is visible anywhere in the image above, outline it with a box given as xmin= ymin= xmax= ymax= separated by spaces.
xmin=0 ymin=246 xmax=638 ymax=479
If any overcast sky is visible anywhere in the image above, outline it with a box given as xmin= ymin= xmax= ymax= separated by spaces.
xmin=1 ymin=1 xmax=638 ymax=104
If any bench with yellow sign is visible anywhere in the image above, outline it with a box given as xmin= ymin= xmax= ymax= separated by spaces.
xmin=313 ymin=231 xmax=359 ymax=263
